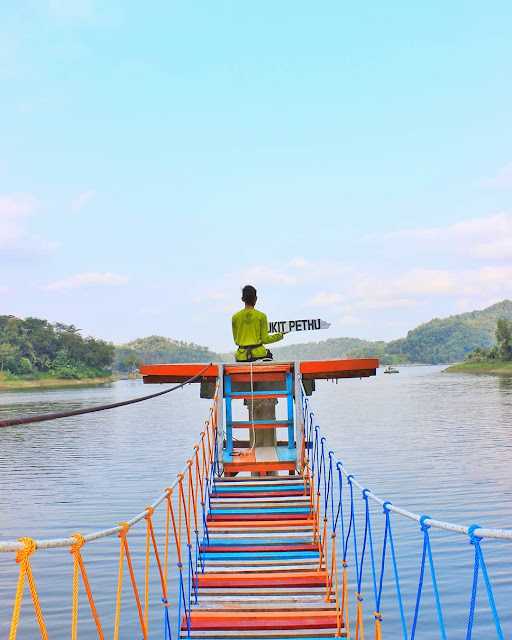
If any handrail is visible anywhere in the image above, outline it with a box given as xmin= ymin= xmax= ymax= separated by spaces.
xmin=298 ymin=375 xmax=512 ymax=540
xmin=0 ymin=364 xmax=214 ymax=553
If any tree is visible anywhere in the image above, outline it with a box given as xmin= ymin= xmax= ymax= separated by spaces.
xmin=123 ymin=353 xmax=141 ymax=374
xmin=496 ymin=318 xmax=512 ymax=361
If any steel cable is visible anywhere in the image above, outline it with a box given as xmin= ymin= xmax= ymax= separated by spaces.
xmin=0 ymin=363 xmax=212 ymax=428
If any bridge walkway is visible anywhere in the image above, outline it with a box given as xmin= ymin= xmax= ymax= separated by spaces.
xmin=181 ymin=474 xmax=345 ymax=640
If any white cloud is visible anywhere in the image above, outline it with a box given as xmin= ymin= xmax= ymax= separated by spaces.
xmin=0 ymin=194 xmax=38 ymax=217
xmin=303 ymin=292 xmax=345 ymax=307
xmin=364 ymin=212 xmax=512 ymax=262
xmin=355 ymin=297 xmax=425 ymax=310
xmin=470 ymin=237 xmax=512 ymax=260
xmin=0 ymin=194 xmax=42 ymax=252
xmin=72 ymin=190 xmax=96 ymax=214
xmin=41 ymin=272 xmax=129 ymax=291
xmin=339 ymin=315 xmax=363 ymax=325
xmin=192 ymin=291 xmax=229 ymax=304
xmin=350 ymin=266 xmax=512 ymax=302
xmin=242 ymin=265 xmax=297 ymax=287
xmin=138 ymin=305 xmax=167 ymax=315
xmin=481 ymin=163 xmax=512 ymax=189
xmin=289 ymin=258 xmax=312 ymax=268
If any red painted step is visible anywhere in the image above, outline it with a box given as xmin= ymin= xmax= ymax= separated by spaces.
xmin=197 ymin=571 xmax=327 ymax=589
xmin=207 ymin=512 xmax=309 ymax=522
xmin=200 ymin=543 xmax=316 ymax=553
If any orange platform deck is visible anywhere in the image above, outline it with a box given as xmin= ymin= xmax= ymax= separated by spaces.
xmin=140 ymin=358 xmax=378 ymax=383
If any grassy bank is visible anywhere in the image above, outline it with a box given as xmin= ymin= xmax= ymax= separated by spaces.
xmin=0 ymin=373 xmax=117 ymax=389
xmin=444 ymin=361 xmax=512 ymax=374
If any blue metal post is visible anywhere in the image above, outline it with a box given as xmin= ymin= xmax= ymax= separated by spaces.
xmin=286 ymin=372 xmax=294 ymax=448
xmin=225 ymin=374 xmax=233 ymax=455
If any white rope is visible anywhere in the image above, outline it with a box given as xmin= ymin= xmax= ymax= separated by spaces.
xmin=299 ymin=376 xmax=512 ymax=541
xmin=0 ymin=426 xmax=206 ymax=553
xmin=247 ymin=360 xmax=256 ymax=453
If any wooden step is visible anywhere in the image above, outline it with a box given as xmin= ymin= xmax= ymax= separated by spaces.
xmin=182 ymin=632 xmax=345 ymax=639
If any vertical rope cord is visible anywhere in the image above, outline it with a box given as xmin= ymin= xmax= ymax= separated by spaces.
xmin=466 ymin=525 xmax=504 ymax=640
xmin=9 ymin=537 xmax=48 ymax=640
xmin=69 ymin=534 xmax=104 ymax=640
xmin=117 ymin=522 xmax=147 ymax=640
xmin=382 ymin=503 xmax=408 ymax=640
xmin=410 ymin=516 xmax=446 ymax=640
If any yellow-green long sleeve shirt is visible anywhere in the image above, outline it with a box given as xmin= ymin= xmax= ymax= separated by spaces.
xmin=232 ymin=308 xmax=283 ymax=361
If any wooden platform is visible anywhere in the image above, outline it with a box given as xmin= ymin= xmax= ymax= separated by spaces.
xmin=223 ymin=447 xmax=297 ymax=476
xmin=140 ymin=359 xmax=378 ymax=384
xmin=181 ymin=475 xmax=346 ymax=639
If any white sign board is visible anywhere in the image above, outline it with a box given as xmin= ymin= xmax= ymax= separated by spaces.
xmin=268 ymin=319 xmax=331 ymax=333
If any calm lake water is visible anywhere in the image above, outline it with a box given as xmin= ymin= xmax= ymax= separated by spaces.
xmin=1 ymin=366 xmax=511 ymax=639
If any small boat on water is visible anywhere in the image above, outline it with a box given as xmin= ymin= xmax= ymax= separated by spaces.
xmin=384 ymin=365 xmax=400 ymax=373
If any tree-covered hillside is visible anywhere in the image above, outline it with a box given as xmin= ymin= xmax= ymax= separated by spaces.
xmin=115 ymin=335 xmax=221 ymax=371
xmin=0 ymin=316 xmax=115 ymax=378
xmin=384 ymin=299 xmax=512 ymax=364
xmin=220 ymin=300 xmax=512 ymax=365
xmin=222 ymin=299 xmax=512 ymax=365
xmin=267 ymin=337 xmax=386 ymax=362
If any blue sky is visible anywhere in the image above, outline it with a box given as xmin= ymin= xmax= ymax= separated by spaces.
xmin=1 ymin=0 xmax=511 ymax=352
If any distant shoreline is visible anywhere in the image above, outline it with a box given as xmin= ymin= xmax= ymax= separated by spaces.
xmin=0 ymin=375 xmax=117 ymax=390
xmin=444 ymin=361 xmax=512 ymax=375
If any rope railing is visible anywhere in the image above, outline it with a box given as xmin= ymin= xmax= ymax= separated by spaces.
xmin=298 ymin=375 xmax=509 ymax=640
xmin=2 ymin=380 xmax=221 ymax=640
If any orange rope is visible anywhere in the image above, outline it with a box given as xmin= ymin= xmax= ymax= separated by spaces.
xmin=355 ymin=592 xmax=365 ymax=640
xmin=114 ymin=522 xmax=147 ymax=640
xmin=341 ymin=560 xmax=350 ymax=640
xmin=188 ymin=461 xmax=199 ymax=533
xmin=315 ymin=491 xmax=322 ymax=552
xmin=331 ymin=535 xmax=342 ymax=637
xmin=205 ymin=421 xmax=212 ymax=468
xmin=374 ymin=612 xmax=382 ymax=640
xmin=69 ymin=534 xmax=104 ymax=640
xmin=9 ymin=537 xmax=48 ymax=640
xmin=321 ymin=516 xmax=328 ymax=572
xmin=195 ymin=447 xmax=204 ymax=507
xmin=164 ymin=488 xmax=173 ymax=600
xmin=179 ymin=475 xmax=191 ymax=546
xmin=7 ymin=387 xmax=221 ymax=640
xmin=168 ymin=488 xmax=182 ymax=565
xmin=144 ymin=507 xmax=153 ymax=634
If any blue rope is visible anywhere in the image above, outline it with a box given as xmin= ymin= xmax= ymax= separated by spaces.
xmin=336 ymin=463 xmax=345 ymax=547
xmin=328 ymin=452 xmax=336 ymax=527
xmin=411 ymin=516 xmax=446 ymax=640
xmin=318 ymin=433 xmax=325 ymax=496
xmin=193 ymin=533 xmax=200 ymax=603
xmin=177 ymin=563 xmax=189 ymax=639
xmin=187 ymin=543 xmax=193 ymax=633
xmin=362 ymin=489 xmax=378 ymax=610
xmin=466 ymin=524 xmax=504 ymax=640
xmin=347 ymin=475 xmax=359 ymax=582
xmin=342 ymin=476 xmax=354 ymax=564
xmin=162 ymin=598 xmax=172 ymax=640
xmin=382 ymin=502 xmax=408 ymax=640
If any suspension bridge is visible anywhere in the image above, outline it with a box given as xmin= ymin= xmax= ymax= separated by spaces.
xmin=1 ymin=359 xmax=511 ymax=639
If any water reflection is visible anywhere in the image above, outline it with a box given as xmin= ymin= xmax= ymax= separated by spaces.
xmin=1 ymin=369 xmax=511 ymax=639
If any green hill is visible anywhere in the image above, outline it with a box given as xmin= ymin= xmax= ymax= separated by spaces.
xmin=115 ymin=335 xmax=221 ymax=371
xmin=268 ymin=337 xmax=386 ymax=362
xmin=118 ymin=299 xmax=512 ymax=367
xmin=383 ymin=299 xmax=512 ymax=364
xmin=226 ymin=299 xmax=512 ymax=365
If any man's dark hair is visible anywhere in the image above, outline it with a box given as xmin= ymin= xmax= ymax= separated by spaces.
xmin=242 ymin=285 xmax=257 ymax=306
